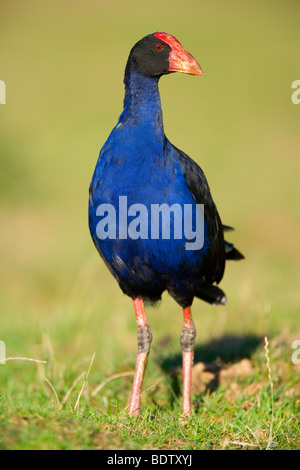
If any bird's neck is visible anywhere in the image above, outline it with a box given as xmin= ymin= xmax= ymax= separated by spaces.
xmin=119 ymin=63 xmax=165 ymax=142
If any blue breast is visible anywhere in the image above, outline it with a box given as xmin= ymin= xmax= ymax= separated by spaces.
xmin=89 ymin=66 xmax=210 ymax=303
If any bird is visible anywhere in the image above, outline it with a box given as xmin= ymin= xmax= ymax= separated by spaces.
xmin=88 ymin=32 xmax=244 ymax=417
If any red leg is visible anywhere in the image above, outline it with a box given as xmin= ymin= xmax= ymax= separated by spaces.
xmin=181 ymin=306 xmax=196 ymax=415
xmin=128 ymin=298 xmax=152 ymax=416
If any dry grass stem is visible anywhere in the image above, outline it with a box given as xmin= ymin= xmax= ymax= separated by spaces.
xmin=74 ymin=352 xmax=96 ymax=411
xmin=92 ymin=371 xmax=135 ymax=397
xmin=61 ymin=371 xmax=86 ymax=407
xmin=43 ymin=376 xmax=61 ymax=409
xmin=229 ymin=440 xmax=258 ymax=448
xmin=122 ymin=380 xmax=161 ymax=415
xmin=6 ymin=357 xmax=47 ymax=363
xmin=264 ymin=336 xmax=275 ymax=450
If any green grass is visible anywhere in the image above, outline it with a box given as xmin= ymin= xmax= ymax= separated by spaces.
xmin=1 ymin=0 xmax=300 ymax=450
xmin=0 ymin=333 xmax=299 ymax=449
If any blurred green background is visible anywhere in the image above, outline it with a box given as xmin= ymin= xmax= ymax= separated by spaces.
xmin=1 ymin=0 xmax=299 ymax=376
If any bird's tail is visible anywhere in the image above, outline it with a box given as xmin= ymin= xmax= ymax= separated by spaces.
xmin=196 ymin=282 xmax=227 ymax=306
xmin=195 ymin=225 xmax=243 ymax=306
xmin=225 ymin=241 xmax=244 ymax=260
xmin=223 ymin=225 xmax=245 ymax=260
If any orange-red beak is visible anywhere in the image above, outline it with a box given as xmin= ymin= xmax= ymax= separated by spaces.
xmin=155 ymin=32 xmax=203 ymax=76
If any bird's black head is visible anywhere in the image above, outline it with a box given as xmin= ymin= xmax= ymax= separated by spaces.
xmin=127 ymin=32 xmax=203 ymax=78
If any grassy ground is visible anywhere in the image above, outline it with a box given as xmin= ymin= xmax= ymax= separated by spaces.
xmin=0 ymin=0 xmax=299 ymax=450
xmin=0 ymin=332 xmax=299 ymax=450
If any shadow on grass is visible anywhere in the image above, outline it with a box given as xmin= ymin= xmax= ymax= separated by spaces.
xmin=158 ymin=334 xmax=263 ymax=370
xmin=154 ymin=334 xmax=263 ymax=407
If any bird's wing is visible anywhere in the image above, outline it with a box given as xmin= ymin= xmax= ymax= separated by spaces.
xmin=166 ymin=140 xmax=225 ymax=284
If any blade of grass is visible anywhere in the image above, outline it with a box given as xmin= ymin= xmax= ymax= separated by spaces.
xmin=61 ymin=371 xmax=85 ymax=407
xmin=91 ymin=371 xmax=135 ymax=397
xmin=74 ymin=352 xmax=96 ymax=412
xmin=43 ymin=376 xmax=61 ymax=409
xmin=264 ymin=336 xmax=275 ymax=450
xmin=6 ymin=357 xmax=47 ymax=363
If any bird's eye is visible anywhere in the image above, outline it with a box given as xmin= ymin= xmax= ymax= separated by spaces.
xmin=155 ymin=44 xmax=162 ymax=51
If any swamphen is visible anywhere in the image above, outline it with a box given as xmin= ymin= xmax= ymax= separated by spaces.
xmin=89 ymin=32 xmax=244 ymax=416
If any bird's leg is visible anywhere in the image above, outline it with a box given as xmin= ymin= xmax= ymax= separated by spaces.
xmin=180 ymin=306 xmax=196 ymax=415
xmin=128 ymin=298 xmax=152 ymax=417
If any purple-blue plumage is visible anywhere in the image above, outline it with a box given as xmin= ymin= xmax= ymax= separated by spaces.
xmin=89 ymin=33 xmax=243 ymax=308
